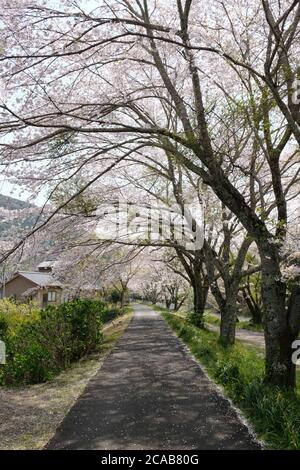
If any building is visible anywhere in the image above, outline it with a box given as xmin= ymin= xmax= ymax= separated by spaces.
xmin=0 ymin=262 xmax=63 ymax=308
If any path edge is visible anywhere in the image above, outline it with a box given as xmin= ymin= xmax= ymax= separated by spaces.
xmin=158 ymin=310 xmax=265 ymax=450
xmin=43 ymin=313 xmax=134 ymax=450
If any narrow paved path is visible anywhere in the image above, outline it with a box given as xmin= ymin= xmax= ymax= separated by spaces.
xmin=46 ymin=305 xmax=260 ymax=450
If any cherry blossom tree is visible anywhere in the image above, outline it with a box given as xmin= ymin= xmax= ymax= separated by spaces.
xmin=0 ymin=0 xmax=300 ymax=386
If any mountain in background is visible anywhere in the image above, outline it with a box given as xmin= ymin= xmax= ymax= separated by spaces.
xmin=0 ymin=194 xmax=38 ymax=239
xmin=0 ymin=194 xmax=33 ymax=211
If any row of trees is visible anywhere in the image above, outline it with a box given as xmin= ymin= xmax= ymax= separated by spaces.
xmin=0 ymin=0 xmax=300 ymax=387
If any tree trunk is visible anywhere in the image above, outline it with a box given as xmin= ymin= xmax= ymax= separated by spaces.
xmin=220 ymin=299 xmax=236 ymax=346
xmin=251 ymin=306 xmax=263 ymax=325
xmin=209 ymin=277 xmax=238 ymax=346
xmin=260 ymin=247 xmax=296 ymax=388
xmin=242 ymin=289 xmax=263 ymax=324
xmin=190 ymin=280 xmax=207 ymax=328
xmin=120 ymin=289 xmax=126 ymax=312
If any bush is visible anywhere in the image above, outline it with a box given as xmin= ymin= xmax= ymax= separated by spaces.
xmin=109 ymin=289 xmax=122 ymax=304
xmin=0 ymin=317 xmax=8 ymax=337
xmin=100 ymin=304 xmax=122 ymax=323
xmin=0 ymin=298 xmax=123 ymax=386
xmin=53 ymin=300 xmax=103 ymax=361
xmin=0 ymin=299 xmax=40 ymax=336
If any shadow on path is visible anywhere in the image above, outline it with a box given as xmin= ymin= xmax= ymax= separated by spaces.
xmin=46 ymin=305 xmax=261 ymax=450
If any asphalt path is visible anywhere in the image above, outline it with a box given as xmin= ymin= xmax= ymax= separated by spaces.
xmin=46 ymin=304 xmax=261 ymax=450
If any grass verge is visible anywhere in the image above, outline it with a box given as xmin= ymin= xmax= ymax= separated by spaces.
xmin=204 ymin=312 xmax=263 ymax=332
xmin=157 ymin=306 xmax=300 ymax=450
xmin=237 ymin=320 xmax=264 ymax=332
xmin=0 ymin=312 xmax=133 ymax=450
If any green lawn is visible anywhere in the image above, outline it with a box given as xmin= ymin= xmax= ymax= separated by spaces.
xmin=154 ymin=307 xmax=264 ymax=332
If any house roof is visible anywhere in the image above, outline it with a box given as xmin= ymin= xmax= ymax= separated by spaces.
xmin=16 ymin=271 xmax=63 ymax=288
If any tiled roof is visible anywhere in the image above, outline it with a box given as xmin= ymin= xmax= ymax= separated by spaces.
xmin=18 ymin=271 xmax=63 ymax=288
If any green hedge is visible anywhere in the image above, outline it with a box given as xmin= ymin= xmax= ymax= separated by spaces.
xmin=0 ymin=299 xmax=122 ymax=386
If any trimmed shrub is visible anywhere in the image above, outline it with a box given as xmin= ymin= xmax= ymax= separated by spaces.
xmin=0 ymin=298 xmax=123 ymax=386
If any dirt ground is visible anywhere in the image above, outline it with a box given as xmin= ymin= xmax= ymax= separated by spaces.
xmin=0 ymin=314 xmax=132 ymax=450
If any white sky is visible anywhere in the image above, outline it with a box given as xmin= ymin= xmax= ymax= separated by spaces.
xmin=0 ymin=178 xmax=47 ymax=206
